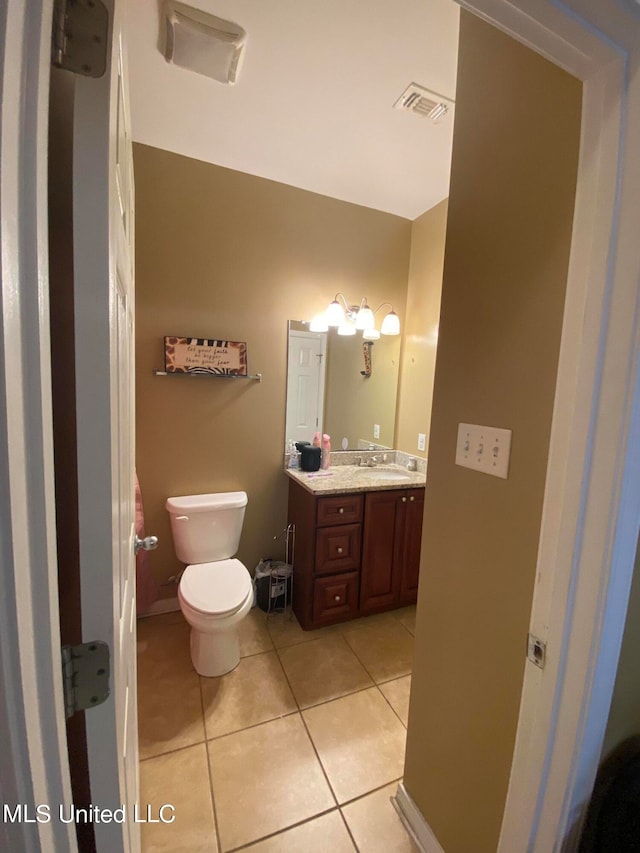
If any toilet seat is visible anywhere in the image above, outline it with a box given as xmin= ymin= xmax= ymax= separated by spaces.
xmin=180 ymin=559 xmax=252 ymax=617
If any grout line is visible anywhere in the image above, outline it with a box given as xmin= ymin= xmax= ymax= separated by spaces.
xmin=199 ymin=674 xmax=223 ymax=853
xmin=296 ymin=682 xmax=377 ymax=712
xmin=338 ymin=806 xmax=360 ymax=852
xmin=225 ymin=805 xmax=341 ymax=852
xmin=272 ymin=645 xmax=341 ymax=809
xmin=203 ymin=708 xmax=301 ymax=744
xmin=339 ymin=775 xmax=404 ymax=809
xmin=377 ymin=680 xmax=409 ymax=730
xmin=139 ymin=738 xmax=208 ymax=764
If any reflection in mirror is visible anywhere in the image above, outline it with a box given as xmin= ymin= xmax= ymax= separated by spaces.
xmin=285 ymin=320 xmax=400 ymax=451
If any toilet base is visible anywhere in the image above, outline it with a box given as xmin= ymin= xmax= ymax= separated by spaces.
xmin=189 ymin=626 xmax=241 ymax=677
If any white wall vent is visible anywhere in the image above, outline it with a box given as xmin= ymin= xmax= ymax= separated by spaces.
xmin=163 ymin=2 xmax=246 ymax=85
xmin=394 ymin=84 xmax=453 ymax=122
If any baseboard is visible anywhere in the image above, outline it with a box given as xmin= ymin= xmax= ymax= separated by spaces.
xmin=393 ymin=782 xmax=445 ymax=853
xmin=139 ymin=596 xmax=180 ymax=617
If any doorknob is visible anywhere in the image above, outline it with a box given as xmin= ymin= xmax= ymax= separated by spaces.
xmin=135 ymin=534 xmax=158 ymax=554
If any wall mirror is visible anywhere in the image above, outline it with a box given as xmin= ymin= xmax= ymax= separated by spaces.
xmin=285 ymin=320 xmax=401 ymax=451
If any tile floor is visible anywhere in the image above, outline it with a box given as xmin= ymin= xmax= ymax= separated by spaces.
xmin=137 ymin=605 xmax=419 ymax=853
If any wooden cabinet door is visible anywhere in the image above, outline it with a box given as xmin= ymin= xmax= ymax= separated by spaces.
xmin=360 ymin=490 xmax=403 ymax=612
xmin=399 ymin=490 xmax=424 ymax=604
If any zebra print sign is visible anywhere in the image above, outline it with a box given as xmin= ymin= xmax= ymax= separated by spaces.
xmin=164 ymin=336 xmax=248 ymax=375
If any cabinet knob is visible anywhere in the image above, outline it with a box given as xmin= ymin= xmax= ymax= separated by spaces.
xmin=338 ymin=507 xmax=344 ymax=514
xmin=401 ymin=496 xmax=407 ymax=503
xmin=409 ymin=496 xmax=415 ymax=502
xmin=337 ymin=547 xmax=343 ymax=554
xmin=334 ymin=595 xmax=341 ymax=602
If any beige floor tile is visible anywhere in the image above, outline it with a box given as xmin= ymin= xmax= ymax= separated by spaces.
xmin=267 ymin=611 xmax=339 ymax=649
xmin=201 ymin=651 xmax=296 ymax=739
xmin=137 ymin=608 xmax=185 ymax=628
xmin=392 ymin=606 xmax=417 ymax=636
xmin=302 ymin=688 xmax=407 ymax=804
xmin=242 ymin=811 xmax=355 ymax=852
xmin=239 ymin=608 xmax=274 ymax=657
xmin=341 ymin=783 xmax=419 ymax=852
xmin=341 ymin=616 xmax=414 ymax=683
xmin=278 ymin=634 xmax=373 ymax=708
xmin=379 ymin=676 xmax=412 ymax=727
xmin=137 ymin=620 xmax=205 ymax=760
xmin=208 ymin=714 xmax=334 ymax=851
xmin=140 ymin=743 xmax=217 ymax=852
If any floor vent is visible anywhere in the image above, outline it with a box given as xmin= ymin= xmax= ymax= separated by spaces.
xmin=393 ymin=83 xmax=453 ymax=122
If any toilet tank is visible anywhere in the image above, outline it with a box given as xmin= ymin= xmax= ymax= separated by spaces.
xmin=166 ymin=491 xmax=248 ymax=564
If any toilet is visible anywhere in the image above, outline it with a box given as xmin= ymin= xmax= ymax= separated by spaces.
xmin=166 ymin=491 xmax=253 ymax=677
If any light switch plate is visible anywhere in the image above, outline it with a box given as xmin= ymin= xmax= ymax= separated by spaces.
xmin=455 ymin=423 xmax=512 ymax=479
xmin=373 ymin=424 xmax=380 ymax=439
xmin=417 ymin=433 xmax=426 ymax=452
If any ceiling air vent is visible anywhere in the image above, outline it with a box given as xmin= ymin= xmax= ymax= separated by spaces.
xmin=394 ymin=84 xmax=453 ymax=122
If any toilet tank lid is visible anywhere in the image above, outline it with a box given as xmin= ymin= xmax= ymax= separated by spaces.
xmin=166 ymin=491 xmax=248 ymax=513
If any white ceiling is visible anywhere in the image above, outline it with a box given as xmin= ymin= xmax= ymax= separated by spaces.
xmin=125 ymin=0 xmax=459 ymax=220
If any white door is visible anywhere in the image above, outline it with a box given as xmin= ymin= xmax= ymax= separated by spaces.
xmin=285 ymin=330 xmax=326 ymax=445
xmin=72 ymin=2 xmax=139 ymax=850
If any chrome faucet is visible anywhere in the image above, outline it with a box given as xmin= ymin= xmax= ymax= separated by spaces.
xmin=354 ymin=455 xmax=379 ymax=467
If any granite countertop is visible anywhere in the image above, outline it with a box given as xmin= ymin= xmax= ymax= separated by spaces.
xmin=284 ymin=451 xmax=426 ymax=495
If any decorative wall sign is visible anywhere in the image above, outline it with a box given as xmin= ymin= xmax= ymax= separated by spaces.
xmin=164 ymin=336 xmax=248 ymax=376
xmin=360 ymin=341 xmax=373 ymax=377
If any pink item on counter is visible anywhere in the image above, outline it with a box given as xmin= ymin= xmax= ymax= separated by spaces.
xmin=321 ymin=433 xmax=331 ymax=469
xmin=135 ymin=471 xmax=160 ymax=615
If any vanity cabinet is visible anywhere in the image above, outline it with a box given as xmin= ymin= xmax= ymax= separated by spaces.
xmin=360 ymin=488 xmax=424 ymax=613
xmin=288 ymin=481 xmax=424 ymax=630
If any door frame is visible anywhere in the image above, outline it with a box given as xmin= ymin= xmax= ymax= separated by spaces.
xmin=1 ymin=2 xmax=639 ymax=853
xmin=0 ymin=1 xmax=76 ymax=851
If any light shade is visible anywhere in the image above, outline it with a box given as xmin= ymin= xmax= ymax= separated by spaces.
xmin=337 ymin=320 xmax=356 ymax=336
xmin=355 ymin=304 xmax=375 ymax=331
xmin=380 ymin=310 xmax=400 ymax=336
xmin=309 ymin=313 xmax=328 ymax=332
xmin=362 ymin=328 xmax=381 ymax=341
xmin=326 ymin=299 xmax=345 ymax=327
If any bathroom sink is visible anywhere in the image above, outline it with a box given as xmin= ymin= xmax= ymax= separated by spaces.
xmin=361 ymin=467 xmax=412 ymax=481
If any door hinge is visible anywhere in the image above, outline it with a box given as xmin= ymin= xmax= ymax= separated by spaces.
xmin=52 ymin=0 xmax=109 ymax=78
xmin=62 ymin=641 xmax=110 ymax=719
xmin=527 ymin=633 xmax=546 ymax=669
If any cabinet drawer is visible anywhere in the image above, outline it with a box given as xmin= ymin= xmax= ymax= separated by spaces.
xmin=315 ymin=523 xmax=361 ymax=575
xmin=317 ymin=494 xmax=363 ymax=527
xmin=313 ymin=572 xmax=359 ymax=622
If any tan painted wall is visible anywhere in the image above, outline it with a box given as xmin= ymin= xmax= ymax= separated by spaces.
xmin=134 ymin=144 xmax=410 ymax=596
xmin=403 ymin=12 xmax=582 ymax=853
xmin=395 ymin=199 xmax=448 ymax=457
xmin=601 ymin=536 xmax=640 ymax=758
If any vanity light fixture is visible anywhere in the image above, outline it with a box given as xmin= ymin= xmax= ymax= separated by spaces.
xmin=337 ymin=318 xmax=357 ymax=336
xmin=318 ymin=293 xmax=400 ymax=337
xmin=309 ymin=313 xmax=329 ymax=332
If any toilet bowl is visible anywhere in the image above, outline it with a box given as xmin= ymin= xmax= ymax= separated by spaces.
xmin=166 ymin=491 xmax=252 ymax=676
